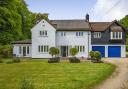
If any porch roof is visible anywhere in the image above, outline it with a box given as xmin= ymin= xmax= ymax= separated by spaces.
xmin=12 ymin=39 xmax=31 ymax=44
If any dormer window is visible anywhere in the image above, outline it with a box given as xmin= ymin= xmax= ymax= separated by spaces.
xmin=111 ymin=32 xmax=122 ymax=39
xmin=94 ymin=32 xmax=101 ymax=38
xmin=39 ymin=30 xmax=47 ymax=37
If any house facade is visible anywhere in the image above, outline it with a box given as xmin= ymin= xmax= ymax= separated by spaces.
xmin=12 ymin=15 xmax=126 ymax=58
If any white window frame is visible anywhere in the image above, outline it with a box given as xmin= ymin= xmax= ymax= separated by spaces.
xmin=38 ymin=45 xmax=49 ymax=53
xmin=61 ymin=32 xmax=66 ymax=36
xmin=94 ymin=32 xmax=101 ymax=38
xmin=39 ymin=30 xmax=47 ymax=37
xmin=111 ymin=32 xmax=122 ymax=39
xmin=75 ymin=46 xmax=85 ymax=52
xmin=76 ymin=32 xmax=83 ymax=37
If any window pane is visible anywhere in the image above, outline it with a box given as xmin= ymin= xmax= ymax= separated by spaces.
xmin=38 ymin=46 xmax=40 ymax=52
xmin=83 ymin=46 xmax=85 ymax=52
xmin=44 ymin=46 xmax=46 ymax=52
xmin=27 ymin=46 xmax=29 ymax=54
xmin=45 ymin=31 xmax=47 ymax=36
xmin=47 ymin=46 xmax=49 ymax=52
xmin=19 ymin=46 xmax=21 ymax=54
xmin=76 ymin=32 xmax=78 ymax=36
xmin=41 ymin=46 xmax=43 ymax=52
xmin=80 ymin=46 xmax=82 ymax=52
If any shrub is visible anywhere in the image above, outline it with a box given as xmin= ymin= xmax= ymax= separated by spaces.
xmin=49 ymin=47 xmax=59 ymax=58
xmin=0 ymin=45 xmax=12 ymax=58
xmin=12 ymin=57 xmax=21 ymax=63
xmin=94 ymin=51 xmax=101 ymax=60
xmin=89 ymin=51 xmax=95 ymax=58
xmin=89 ymin=51 xmax=102 ymax=63
xmin=20 ymin=78 xmax=35 ymax=89
xmin=91 ymin=51 xmax=102 ymax=63
xmin=48 ymin=57 xmax=60 ymax=63
xmin=70 ymin=48 xmax=78 ymax=57
xmin=69 ymin=57 xmax=80 ymax=63
xmin=126 ymin=45 xmax=128 ymax=52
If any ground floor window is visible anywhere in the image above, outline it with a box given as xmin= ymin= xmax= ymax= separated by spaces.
xmin=75 ymin=46 xmax=85 ymax=52
xmin=19 ymin=46 xmax=22 ymax=54
xmin=38 ymin=45 xmax=49 ymax=53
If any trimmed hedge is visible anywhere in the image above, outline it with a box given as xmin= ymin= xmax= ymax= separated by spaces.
xmin=48 ymin=57 xmax=60 ymax=63
xmin=69 ymin=57 xmax=80 ymax=63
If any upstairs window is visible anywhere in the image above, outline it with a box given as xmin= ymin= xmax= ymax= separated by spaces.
xmin=76 ymin=32 xmax=83 ymax=36
xmin=94 ymin=32 xmax=101 ymax=38
xmin=39 ymin=31 xmax=47 ymax=37
xmin=111 ymin=32 xmax=122 ymax=39
xmin=38 ymin=45 xmax=49 ymax=53
xmin=61 ymin=32 xmax=66 ymax=36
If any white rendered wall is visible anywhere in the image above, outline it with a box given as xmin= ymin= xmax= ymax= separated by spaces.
xmin=13 ymin=44 xmax=32 ymax=57
xmin=31 ymin=19 xmax=56 ymax=58
xmin=56 ymin=31 xmax=91 ymax=57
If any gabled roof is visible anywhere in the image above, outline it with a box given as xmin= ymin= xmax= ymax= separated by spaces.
xmin=90 ymin=22 xmax=112 ymax=31
xmin=90 ymin=20 xmax=126 ymax=32
xmin=12 ymin=39 xmax=31 ymax=44
xmin=50 ymin=20 xmax=90 ymax=31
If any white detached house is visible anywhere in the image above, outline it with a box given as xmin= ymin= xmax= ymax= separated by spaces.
xmin=12 ymin=19 xmax=91 ymax=58
xmin=12 ymin=15 xmax=126 ymax=58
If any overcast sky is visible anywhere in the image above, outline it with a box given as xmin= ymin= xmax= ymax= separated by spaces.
xmin=26 ymin=0 xmax=128 ymax=22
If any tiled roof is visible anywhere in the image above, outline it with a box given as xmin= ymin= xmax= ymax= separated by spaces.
xmin=50 ymin=20 xmax=90 ymax=31
xmin=90 ymin=22 xmax=112 ymax=31
xmin=12 ymin=39 xmax=31 ymax=44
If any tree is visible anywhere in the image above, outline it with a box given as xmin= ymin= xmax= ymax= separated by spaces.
xmin=49 ymin=47 xmax=59 ymax=58
xmin=0 ymin=0 xmax=49 ymax=45
xmin=70 ymin=48 xmax=78 ymax=57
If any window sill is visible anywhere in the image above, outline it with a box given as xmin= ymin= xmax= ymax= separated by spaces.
xmin=39 ymin=36 xmax=48 ymax=37
xmin=39 ymin=52 xmax=49 ymax=54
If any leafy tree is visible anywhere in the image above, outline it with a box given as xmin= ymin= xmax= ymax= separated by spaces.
xmin=70 ymin=48 xmax=78 ymax=57
xmin=0 ymin=0 xmax=49 ymax=45
xmin=119 ymin=15 xmax=128 ymax=44
xmin=49 ymin=47 xmax=59 ymax=58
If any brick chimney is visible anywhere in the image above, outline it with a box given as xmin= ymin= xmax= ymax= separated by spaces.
xmin=86 ymin=13 xmax=89 ymax=22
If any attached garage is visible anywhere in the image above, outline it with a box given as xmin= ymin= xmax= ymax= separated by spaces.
xmin=108 ymin=46 xmax=121 ymax=57
xmin=92 ymin=46 xmax=105 ymax=57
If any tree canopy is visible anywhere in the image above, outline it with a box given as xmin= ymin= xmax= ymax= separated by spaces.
xmin=0 ymin=0 xmax=48 ymax=45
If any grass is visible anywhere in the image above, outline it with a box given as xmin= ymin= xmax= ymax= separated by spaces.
xmin=0 ymin=59 xmax=115 ymax=89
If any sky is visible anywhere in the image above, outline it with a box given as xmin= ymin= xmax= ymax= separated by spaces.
xmin=25 ymin=0 xmax=128 ymax=22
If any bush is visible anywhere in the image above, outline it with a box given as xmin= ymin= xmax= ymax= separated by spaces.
xmin=126 ymin=45 xmax=128 ymax=52
xmin=89 ymin=51 xmax=102 ymax=63
xmin=94 ymin=51 xmax=101 ymax=60
xmin=12 ymin=58 xmax=21 ymax=63
xmin=69 ymin=57 xmax=80 ymax=63
xmin=49 ymin=47 xmax=59 ymax=58
xmin=70 ymin=48 xmax=78 ymax=57
xmin=89 ymin=51 xmax=95 ymax=58
xmin=20 ymin=78 xmax=35 ymax=89
xmin=48 ymin=57 xmax=60 ymax=63
xmin=0 ymin=45 xmax=12 ymax=58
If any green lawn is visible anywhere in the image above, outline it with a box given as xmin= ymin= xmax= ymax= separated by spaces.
xmin=0 ymin=59 xmax=115 ymax=89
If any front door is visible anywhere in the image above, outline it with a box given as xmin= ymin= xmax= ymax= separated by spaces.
xmin=61 ymin=46 xmax=68 ymax=57
xmin=23 ymin=47 xmax=26 ymax=56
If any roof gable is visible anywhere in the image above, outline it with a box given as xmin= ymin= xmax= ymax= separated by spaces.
xmin=90 ymin=20 xmax=126 ymax=32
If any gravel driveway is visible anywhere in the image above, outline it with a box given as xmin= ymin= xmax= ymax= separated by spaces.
xmin=94 ymin=58 xmax=128 ymax=89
